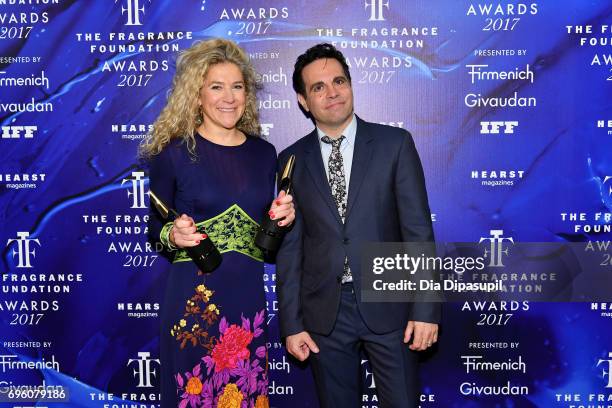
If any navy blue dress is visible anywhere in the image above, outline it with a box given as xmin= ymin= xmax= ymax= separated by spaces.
xmin=148 ymin=135 xmax=276 ymax=408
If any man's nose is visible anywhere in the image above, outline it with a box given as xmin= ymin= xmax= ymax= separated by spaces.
xmin=327 ymin=84 xmax=339 ymax=98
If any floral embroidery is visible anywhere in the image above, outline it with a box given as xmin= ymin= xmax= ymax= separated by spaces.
xmin=211 ymin=324 xmax=254 ymax=372
xmin=175 ymin=308 xmax=268 ymax=407
xmin=255 ymin=395 xmax=269 ymax=408
xmin=217 ymin=383 xmax=243 ymax=408
xmin=171 ymin=285 xmax=220 ymax=350
xmin=173 ymin=204 xmax=264 ymax=264
xmin=177 ymin=364 xmax=213 ymax=408
xmin=186 ymin=376 xmax=203 ymax=395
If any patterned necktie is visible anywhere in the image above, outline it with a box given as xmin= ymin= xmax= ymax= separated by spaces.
xmin=321 ymin=135 xmax=352 ymax=283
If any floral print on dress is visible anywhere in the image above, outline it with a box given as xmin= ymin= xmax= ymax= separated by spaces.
xmin=171 ymin=284 xmax=220 ymax=350
xmin=174 ymin=285 xmax=268 ymax=407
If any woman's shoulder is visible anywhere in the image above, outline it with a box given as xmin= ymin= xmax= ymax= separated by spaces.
xmin=246 ymin=135 xmax=277 ymax=159
xmin=147 ymin=138 xmax=192 ymax=168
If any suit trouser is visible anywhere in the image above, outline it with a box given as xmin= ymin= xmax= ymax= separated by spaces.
xmin=309 ymin=284 xmax=420 ymax=408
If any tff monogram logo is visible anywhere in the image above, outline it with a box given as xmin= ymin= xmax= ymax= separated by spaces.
xmin=479 ymin=230 xmax=514 ymax=267
xmin=597 ymin=352 xmax=612 ymax=388
xmin=604 ymin=176 xmax=612 ymax=197
xmin=365 ymin=0 xmax=388 ymax=21
xmin=116 ymin=0 xmax=151 ymax=26
xmin=6 ymin=232 xmax=40 ymax=268
xmin=121 ymin=171 xmax=148 ymax=209
xmin=361 ymin=359 xmax=376 ymax=389
xmin=127 ymin=352 xmax=160 ymax=388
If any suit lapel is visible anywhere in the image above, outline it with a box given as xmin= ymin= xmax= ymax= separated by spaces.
xmin=304 ymin=130 xmax=343 ymax=225
xmin=346 ymin=117 xmax=374 ymax=220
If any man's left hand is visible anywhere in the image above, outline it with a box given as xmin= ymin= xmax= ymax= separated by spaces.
xmin=403 ymin=321 xmax=438 ymax=351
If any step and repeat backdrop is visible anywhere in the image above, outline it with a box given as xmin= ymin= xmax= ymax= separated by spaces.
xmin=1 ymin=0 xmax=612 ymax=407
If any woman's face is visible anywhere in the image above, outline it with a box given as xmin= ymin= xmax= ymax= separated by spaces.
xmin=198 ymin=62 xmax=246 ymax=132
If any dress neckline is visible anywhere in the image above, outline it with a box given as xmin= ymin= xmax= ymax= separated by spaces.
xmin=197 ymin=132 xmax=249 ymax=148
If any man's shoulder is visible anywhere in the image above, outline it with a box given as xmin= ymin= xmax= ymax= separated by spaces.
xmin=278 ymin=131 xmax=315 ymax=160
xmin=357 ymin=117 xmax=412 ymax=144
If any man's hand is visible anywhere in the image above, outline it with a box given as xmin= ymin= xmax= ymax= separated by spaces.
xmin=404 ymin=321 xmax=438 ymax=351
xmin=286 ymin=331 xmax=319 ymax=361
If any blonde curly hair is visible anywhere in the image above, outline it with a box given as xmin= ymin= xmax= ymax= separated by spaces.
xmin=140 ymin=38 xmax=261 ymax=158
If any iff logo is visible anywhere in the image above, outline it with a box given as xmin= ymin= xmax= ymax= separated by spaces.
xmin=365 ymin=0 xmax=389 ymax=21
xmin=480 ymin=121 xmax=518 ymax=134
xmin=261 ymin=123 xmax=274 ymax=137
xmin=597 ymin=352 xmax=612 ymax=387
xmin=6 ymin=232 xmax=40 ymax=268
xmin=1 ymin=126 xmax=37 ymax=139
xmin=479 ymin=230 xmax=514 ymax=267
xmin=121 ymin=171 xmax=148 ymax=209
xmin=127 ymin=352 xmax=160 ymax=388
xmin=116 ymin=0 xmax=151 ymax=26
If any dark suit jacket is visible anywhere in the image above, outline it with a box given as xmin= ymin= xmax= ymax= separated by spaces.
xmin=277 ymin=116 xmax=440 ymax=337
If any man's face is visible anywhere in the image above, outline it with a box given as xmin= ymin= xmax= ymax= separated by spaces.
xmin=297 ymin=58 xmax=354 ymax=134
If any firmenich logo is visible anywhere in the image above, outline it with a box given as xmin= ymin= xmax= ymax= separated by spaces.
xmin=0 ymin=355 xmax=59 ymax=373
xmin=0 ymin=71 xmax=50 ymax=90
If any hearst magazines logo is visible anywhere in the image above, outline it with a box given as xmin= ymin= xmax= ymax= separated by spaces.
xmin=598 ymin=120 xmax=612 ymax=135
xmin=365 ymin=0 xmax=388 ymax=21
xmin=115 ymin=0 xmax=151 ymax=26
xmin=6 ymin=232 xmax=40 ymax=268
xmin=127 ymin=352 xmax=160 ymax=388
xmin=2 ymin=126 xmax=37 ymax=139
xmin=598 ymin=352 xmax=612 ymax=387
xmin=479 ymin=230 xmax=514 ymax=267
xmin=121 ymin=171 xmax=148 ymax=209
xmin=118 ymin=302 xmax=159 ymax=318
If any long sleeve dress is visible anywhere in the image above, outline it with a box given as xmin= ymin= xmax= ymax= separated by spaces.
xmin=148 ymin=134 xmax=276 ymax=408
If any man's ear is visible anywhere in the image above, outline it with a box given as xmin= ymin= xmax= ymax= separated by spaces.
xmin=297 ymin=93 xmax=309 ymax=112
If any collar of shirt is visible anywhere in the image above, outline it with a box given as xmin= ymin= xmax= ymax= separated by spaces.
xmin=316 ymin=114 xmax=357 ymax=149
xmin=316 ymin=114 xmax=357 ymax=187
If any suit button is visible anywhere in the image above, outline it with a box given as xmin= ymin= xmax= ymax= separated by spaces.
xmin=343 ymin=238 xmax=349 ymax=245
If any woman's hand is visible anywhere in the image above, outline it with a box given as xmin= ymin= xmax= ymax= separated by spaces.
xmin=170 ymin=214 xmax=206 ymax=248
xmin=269 ymin=191 xmax=295 ymax=226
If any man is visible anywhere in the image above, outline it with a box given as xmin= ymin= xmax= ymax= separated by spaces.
xmin=276 ymin=43 xmax=440 ymax=408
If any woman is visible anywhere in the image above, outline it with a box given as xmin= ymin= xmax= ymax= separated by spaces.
xmin=141 ymin=38 xmax=294 ymax=408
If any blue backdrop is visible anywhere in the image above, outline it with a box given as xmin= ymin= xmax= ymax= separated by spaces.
xmin=1 ymin=1 xmax=612 ymax=407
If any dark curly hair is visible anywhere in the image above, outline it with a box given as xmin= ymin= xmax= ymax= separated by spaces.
xmin=292 ymin=43 xmax=351 ymax=96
